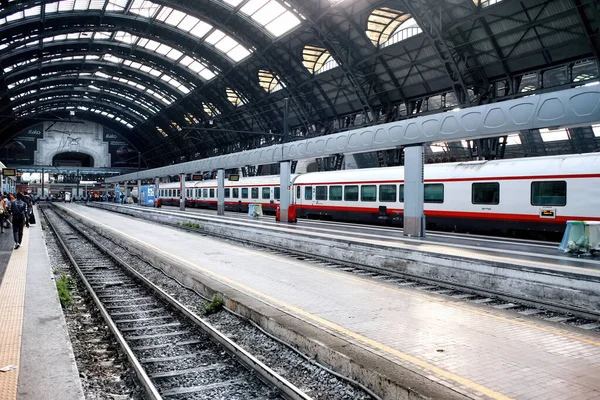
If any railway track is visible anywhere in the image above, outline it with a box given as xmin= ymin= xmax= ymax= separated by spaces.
xmin=42 ymin=206 xmax=312 ymax=400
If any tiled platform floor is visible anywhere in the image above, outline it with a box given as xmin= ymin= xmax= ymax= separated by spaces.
xmin=64 ymin=203 xmax=600 ymax=400
xmin=0 ymin=212 xmax=83 ymax=400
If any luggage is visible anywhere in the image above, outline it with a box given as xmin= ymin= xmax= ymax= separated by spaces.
xmin=29 ymin=212 xmax=36 ymax=225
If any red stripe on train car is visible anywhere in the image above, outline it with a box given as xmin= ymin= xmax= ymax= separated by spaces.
xmin=294 ymin=204 xmax=599 ymax=224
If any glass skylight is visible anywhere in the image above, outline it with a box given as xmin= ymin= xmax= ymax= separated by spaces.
xmin=221 ymin=0 xmax=301 ymax=37
xmin=303 ymin=45 xmax=338 ymax=74
xmin=1 ymin=29 xmax=217 ymax=84
xmin=157 ymin=126 xmax=168 ymax=137
xmin=128 ymin=0 xmax=251 ymax=62
xmin=474 ymin=0 xmax=503 ymax=7
xmin=506 ymin=134 xmax=522 ymax=145
xmin=429 ymin=142 xmax=446 ymax=153
xmin=258 ymin=69 xmax=284 ymax=93
xmin=539 ymin=128 xmax=569 ymax=142
xmin=184 ymin=113 xmax=199 ymax=124
xmin=203 ymin=103 xmax=219 ymax=116
xmin=226 ymin=88 xmax=246 ymax=107
xmin=367 ymin=8 xmax=421 ymax=48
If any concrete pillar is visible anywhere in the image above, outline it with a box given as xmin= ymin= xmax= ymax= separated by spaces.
xmin=217 ymin=169 xmax=225 ymax=216
xmin=403 ymin=145 xmax=425 ymax=237
xmin=279 ymin=161 xmax=291 ymax=223
xmin=154 ymin=177 xmax=160 ymax=206
xmin=137 ymin=179 xmax=141 ymax=206
xmin=180 ymin=174 xmax=186 ymax=211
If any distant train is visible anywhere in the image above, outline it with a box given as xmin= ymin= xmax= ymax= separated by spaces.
xmin=156 ymin=153 xmax=600 ymax=239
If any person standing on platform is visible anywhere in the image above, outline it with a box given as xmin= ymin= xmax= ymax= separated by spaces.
xmin=2 ymin=195 xmax=12 ymax=231
xmin=10 ymin=192 xmax=29 ymax=249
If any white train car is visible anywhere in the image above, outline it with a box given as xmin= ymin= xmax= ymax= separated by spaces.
xmin=157 ymin=153 xmax=600 ymax=238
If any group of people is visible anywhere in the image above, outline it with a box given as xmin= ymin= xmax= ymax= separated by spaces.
xmin=1 ymin=192 xmax=35 ymax=250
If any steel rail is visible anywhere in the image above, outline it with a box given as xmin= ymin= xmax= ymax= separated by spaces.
xmin=41 ymin=206 xmax=163 ymax=400
xmin=45 ymin=205 xmax=313 ymax=400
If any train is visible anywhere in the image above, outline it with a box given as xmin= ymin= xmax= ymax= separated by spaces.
xmin=156 ymin=153 xmax=600 ymax=239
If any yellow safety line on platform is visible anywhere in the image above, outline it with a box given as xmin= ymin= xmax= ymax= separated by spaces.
xmin=69 ymin=208 xmax=515 ymax=399
xmin=0 ymin=230 xmax=29 ymax=400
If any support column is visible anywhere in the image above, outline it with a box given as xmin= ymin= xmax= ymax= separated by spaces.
xmin=217 ymin=169 xmax=224 ymax=216
xmin=41 ymin=168 xmax=45 ymax=197
xmin=403 ymin=145 xmax=425 ymax=237
xmin=105 ymin=183 xmax=109 ymax=202
xmin=180 ymin=174 xmax=186 ymax=211
xmin=279 ymin=161 xmax=291 ymax=223
xmin=137 ymin=179 xmax=142 ymax=206
xmin=154 ymin=177 xmax=160 ymax=207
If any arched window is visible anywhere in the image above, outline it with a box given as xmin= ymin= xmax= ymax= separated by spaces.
xmin=366 ymin=8 xmax=421 ymax=48
xmin=203 ymin=102 xmax=219 ymax=116
xmin=302 ymin=45 xmax=338 ymax=74
xmin=226 ymin=88 xmax=246 ymax=107
xmin=473 ymin=0 xmax=503 ymax=7
xmin=258 ymin=70 xmax=285 ymax=93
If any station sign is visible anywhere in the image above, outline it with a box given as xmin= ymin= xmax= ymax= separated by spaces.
xmin=192 ymin=174 xmax=204 ymax=181
xmin=229 ymin=174 xmax=240 ymax=182
xmin=2 ymin=168 xmax=16 ymax=176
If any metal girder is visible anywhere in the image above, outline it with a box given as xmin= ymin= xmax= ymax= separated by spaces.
xmin=398 ymin=0 xmax=474 ymax=106
xmin=573 ymin=0 xmax=600 ymax=65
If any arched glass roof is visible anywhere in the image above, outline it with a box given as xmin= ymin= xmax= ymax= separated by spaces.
xmin=366 ymin=8 xmax=421 ymax=48
xmin=18 ymin=103 xmax=136 ymax=128
xmin=226 ymin=88 xmax=247 ymax=107
xmin=0 ymin=0 xmax=253 ymax=63
xmin=219 ymin=0 xmax=302 ymax=37
xmin=0 ymin=30 xmax=218 ymax=82
xmin=258 ymin=69 xmax=284 ymax=93
xmin=302 ymin=45 xmax=338 ymax=75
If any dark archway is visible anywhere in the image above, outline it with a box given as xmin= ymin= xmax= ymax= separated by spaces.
xmin=52 ymin=152 xmax=94 ymax=167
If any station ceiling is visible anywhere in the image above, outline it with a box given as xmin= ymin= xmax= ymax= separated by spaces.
xmin=0 ymin=0 xmax=598 ymax=167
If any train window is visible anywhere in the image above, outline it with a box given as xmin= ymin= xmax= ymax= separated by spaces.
xmin=379 ymin=185 xmax=396 ymax=202
xmin=196 ymin=189 xmax=200 ymax=198
xmin=203 ymin=189 xmax=208 ymax=198
xmin=316 ymin=186 xmax=328 ymax=200
xmin=262 ymin=187 xmax=270 ymax=199
xmin=296 ymin=186 xmax=301 ymax=199
xmin=233 ymin=188 xmax=239 ymax=198
xmin=274 ymin=187 xmax=280 ymax=200
xmin=472 ymin=182 xmax=499 ymax=205
xmin=399 ymin=185 xmax=404 ymax=202
xmin=344 ymin=185 xmax=358 ymax=201
xmin=531 ymin=181 xmax=566 ymax=206
xmin=305 ymin=186 xmax=313 ymax=200
xmin=210 ymin=189 xmax=215 ymax=198
xmin=176 ymin=189 xmax=180 ymax=197
xmin=242 ymin=188 xmax=248 ymax=198
xmin=251 ymin=188 xmax=259 ymax=199
xmin=424 ymin=184 xmax=444 ymax=203
xmin=329 ymin=186 xmax=342 ymax=201
xmin=361 ymin=185 xmax=377 ymax=202
xmin=224 ymin=188 xmax=230 ymax=198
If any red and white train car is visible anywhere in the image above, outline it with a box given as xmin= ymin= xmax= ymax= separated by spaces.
xmin=158 ymin=153 xmax=600 ymax=238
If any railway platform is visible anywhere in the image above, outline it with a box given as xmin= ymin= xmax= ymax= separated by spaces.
xmin=0 ymin=210 xmax=84 ymax=400
xmin=88 ymin=202 xmax=600 ymax=315
xmin=58 ymin=203 xmax=600 ymax=400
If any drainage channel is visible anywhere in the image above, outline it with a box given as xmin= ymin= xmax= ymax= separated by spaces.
xmin=42 ymin=206 xmax=312 ymax=400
